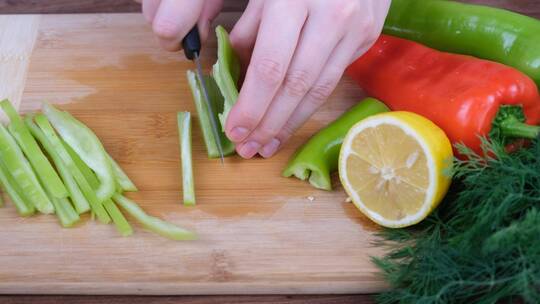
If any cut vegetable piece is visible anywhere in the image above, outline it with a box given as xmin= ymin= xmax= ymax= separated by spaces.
xmin=64 ymin=143 xmax=133 ymax=236
xmin=186 ymin=70 xmax=235 ymax=158
xmin=25 ymin=116 xmax=91 ymax=214
xmin=34 ymin=114 xmax=110 ymax=223
xmin=49 ymin=195 xmax=79 ymax=228
xmin=107 ymin=154 xmax=137 ymax=192
xmin=0 ymin=160 xmax=35 ymax=216
xmin=213 ymin=26 xmax=240 ymax=129
xmin=113 ymin=194 xmax=196 ymax=241
xmin=42 ymin=103 xmax=115 ymax=203
xmin=177 ymin=112 xmax=196 ymax=206
xmin=1 ymin=100 xmax=68 ymax=199
xmin=0 ymin=124 xmax=53 ymax=214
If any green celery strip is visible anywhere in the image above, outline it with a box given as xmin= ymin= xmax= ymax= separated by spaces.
xmin=47 ymin=192 xmax=79 ymax=228
xmin=42 ymin=104 xmax=115 ymax=203
xmin=113 ymin=194 xmax=196 ymax=241
xmin=34 ymin=114 xmax=110 ymax=223
xmin=0 ymin=124 xmax=53 ymax=214
xmin=64 ymin=143 xmax=133 ymax=236
xmin=0 ymin=160 xmax=35 ymax=216
xmin=1 ymin=100 xmax=68 ymax=199
xmin=186 ymin=70 xmax=235 ymax=158
xmin=177 ymin=112 xmax=196 ymax=206
xmin=213 ymin=26 xmax=240 ymax=129
xmin=25 ymin=116 xmax=91 ymax=214
xmin=107 ymin=154 xmax=137 ymax=192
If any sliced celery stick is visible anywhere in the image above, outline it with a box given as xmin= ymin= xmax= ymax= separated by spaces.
xmin=1 ymin=100 xmax=68 ymax=199
xmin=113 ymin=194 xmax=196 ymax=241
xmin=107 ymin=154 xmax=137 ymax=192
xmin=25 ymin=116 xmax=91 ymax=214
xmin=34 ymin=114 xmax=110 ymax=223
xmin=177 ymin=112 xmax=195 ymax=206
xmin=0 ymin=160 xmax=35 ymax=216
xmin=0 ymin=124 xmax=53 ymax=214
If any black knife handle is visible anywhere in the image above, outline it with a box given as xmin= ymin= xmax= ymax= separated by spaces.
xmin=182 ymin=26 xmax=201 ymax=60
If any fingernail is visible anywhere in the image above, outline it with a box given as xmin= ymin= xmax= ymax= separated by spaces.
xmin=259 ymin=138 xmax=281 ymax=158
xmin=238 ymin=141 xmax=261 ymax=159
xmin=229 ymin=127 xmax=250 ymax=142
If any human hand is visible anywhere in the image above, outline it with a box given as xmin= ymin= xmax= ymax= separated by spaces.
xmin=225 ymin=0 xmax=391 ymax=159
xmin=141 ymin=0 xmax=223 ymax=51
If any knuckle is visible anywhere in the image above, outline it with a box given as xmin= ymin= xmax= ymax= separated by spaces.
xmin=257 ymin=126 xmax=280 ymax=141
xmin=332 ymin=0 xmax=361 ymax=21
xmin=283 ymin=70 xmax=311 ymax=98
xmin=236 ymin=108 xmax=261 ymax=128
xmin=152 ymin=18 xmax=180 ymax=39
xmin=254 ymin=58 xmax=285 ymax=86
xmin=307 ymin=79 xmax=337 ymax=103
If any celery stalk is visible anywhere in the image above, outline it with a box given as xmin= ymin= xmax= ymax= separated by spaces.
xmin=1 ymin=99 xmax=68 ymax=199
xmin=0 ymin=124 xmax=53 ymax=214
xmin=107 ymin=154 xmax=137 ymax=192
xmin=0 ymin=160 xmax=35 ymax=216
xmin=177 ymin=112 xmax=195 ymax=205
xmin=113 ymin=194 xmax=196 ymax=241
xmin=48 ymin=194 xmax=80 ymax=228
xmin=25 ymin=116 xmax=91 ymax=214
xmin=34 ymin=114 xmax=110 ymax=223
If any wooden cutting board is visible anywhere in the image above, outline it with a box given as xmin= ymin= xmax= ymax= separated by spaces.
xmin=0 ymin=13 xmax=385 ymax=295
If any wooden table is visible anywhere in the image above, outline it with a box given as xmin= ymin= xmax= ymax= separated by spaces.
xmin=0 ymin=1 xmax=537 ymax=304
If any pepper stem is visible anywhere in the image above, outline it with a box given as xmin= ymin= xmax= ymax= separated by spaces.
xmin=499 ymin=116 xmax=540 ymax=139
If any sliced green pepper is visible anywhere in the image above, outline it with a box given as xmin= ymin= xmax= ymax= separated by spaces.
xmin=282 ymin=98 xmax=389 ymax=190
xmin=0 ymin=123 xmax=53 ymax=213
xmin=213 ymin=25 xmax=240 ymax=129
xmin=25 ymin=115 xmax=91 ymax=214
xmin=187 ymin=71 xmax=235 ymax=158
xmin=107 ymin=154 xmax=137 ymax=192
xmin=384 ymin=0 xmax=540 ymax=86
xmin=1 ymin=100 xmax=68 ymax=199
xmin=0 ymin=159 xmax=35 ymax=216
xmin=113 ymin=194 xmax=196 ymax=241
xmin=177 ymin=112 xmax=195 ymax=206
xmin=64 ymin=141 xmax=133 ymax=236
xmin=34 ymin=114 xmax=110 ymax=223
xmin=42 ymin=104 xmax=115 ymax=203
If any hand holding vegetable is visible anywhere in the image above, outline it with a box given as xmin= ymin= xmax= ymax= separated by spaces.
xmin=144 ymin=0 xmax=391 ymax=159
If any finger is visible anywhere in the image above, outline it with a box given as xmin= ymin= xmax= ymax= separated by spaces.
xmin=274 ymin=37 xmax=361 ymax=149
xmin=198 ymin=0 xmax=224 ymax=43
xmin=229 ymin=0 xmax=264 ymax=70
xmin=152 ymin=0 xmax=205 ymax=52
xmin=142 ymin=0 xmax=161 ymax=23
xmin=225 ymin=1 xmax=308 ymax=158
xmin=244 ymin=16 xmax=346 ymax=158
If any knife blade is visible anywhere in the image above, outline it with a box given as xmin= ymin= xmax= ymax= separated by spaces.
xmin=182 ymin=26 xmax=225 ymax=163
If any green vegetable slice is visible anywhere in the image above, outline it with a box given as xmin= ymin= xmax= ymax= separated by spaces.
xmin=0 ymin=160 xmax=35 ymax=216
xmin=177 ymin=112 xmax=196 ymax=206
xmin=107 ymin=154 xmax=137 ymax=192
xmin=213 ymin=25 xmax=240 ymax=129
xmin=1 ymin=100 xmax=68 ymax=199
xmin=64 ymin=142 xmax=133 ymax=236
xmin=113 ymin=194 xmax=196 ymax=241
xmin=48 ymin=194 xmax=80 ymax=228
xmin=25 ymin=115 xmax=91 ymax=214
xmin=0 ymin=123 xmax=53 ymax=214
xmin=34 ymin=114 xmax=110 ymax=223
xmin=186 ymin=71 xmax=235 ymax=158
xmin=42 ymin=104 xmax=115 ymax=203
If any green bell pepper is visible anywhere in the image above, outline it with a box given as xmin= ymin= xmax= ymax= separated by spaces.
xmin=42 ymin=103 xmax=115 ymax=203
xmin=0 ymin=159 xmax=35 ymax=216
xmin=384 ymin=0 xmax=540 ymax=86
xmin=282 ymin=98 xmax=389 ymax=190
xmin=0 ymin=123 xmax=53 ymax=213
xmin=25 ymin=115 xmax=91 ymax=214
xmin=177 ymin=112 xmax=195 ymax=206
xmin=1 ymin=100 xmax=68 ymax=199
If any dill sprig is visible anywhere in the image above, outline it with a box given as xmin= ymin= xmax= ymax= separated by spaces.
xmin=373 ymin=138 xmax=540 ymax=304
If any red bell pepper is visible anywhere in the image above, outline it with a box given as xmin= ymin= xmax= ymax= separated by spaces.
xmin=346 ymin=34 xmax=540 ymax=155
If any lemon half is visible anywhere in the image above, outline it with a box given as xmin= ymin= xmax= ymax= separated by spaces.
xmin=338 ymin=111 xmax=453 ymax=228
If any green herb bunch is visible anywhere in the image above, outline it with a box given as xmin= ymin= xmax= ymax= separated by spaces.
xmin=374 ymin=138 xmax=540 ymax=304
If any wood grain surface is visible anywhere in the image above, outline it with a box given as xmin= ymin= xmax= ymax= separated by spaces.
xmin=0 ymin=1 xmax=538 ymax=304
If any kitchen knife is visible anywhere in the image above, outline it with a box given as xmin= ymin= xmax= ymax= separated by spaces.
xmin=182 ymin=26 xmax=225 ymax=163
